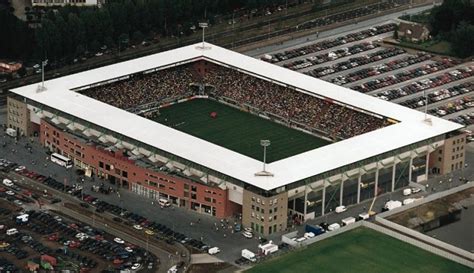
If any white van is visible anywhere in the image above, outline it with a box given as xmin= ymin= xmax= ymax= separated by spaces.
xmin=328 ymin=223 xmax=341 ymax=231
xmin=335 ymin=205 xmax=347 ymax=213
xmin=341 ymin=217 xmax=356 ymax=226
xmin=158 ymin=198 xmax=171 ymax=207
xmin=208 ymin=247 xmax=220 ymax=255
xmin=6 ymin=228 xmax=18 ymax=235
xmin=5 ymin=128 xmax=17 ymax=138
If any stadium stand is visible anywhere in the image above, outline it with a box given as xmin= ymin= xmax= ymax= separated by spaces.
xmin=81 ymin=61 xmax=390 ymax=140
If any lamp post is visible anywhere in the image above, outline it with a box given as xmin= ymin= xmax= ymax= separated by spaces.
xmin=261 ymin=140 xmax=270 ymax=172
xmin=198 ymin=22 xmax=209 ymax=49
xmin=255 ymin=140 xmax=273 ymax=176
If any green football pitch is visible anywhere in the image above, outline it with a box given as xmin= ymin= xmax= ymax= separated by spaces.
xmin=152 ymin=98 xmax=330 ymax=162
xmin=247 ymin=227 xmax=471 ymax=273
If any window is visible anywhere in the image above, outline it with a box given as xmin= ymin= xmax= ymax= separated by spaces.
xmin=184 ymin=184 xmax=189 ymax=190
xmin=184 ymin=192 xmax=189 ymax=197
xmin=191 ymin=186 xmax=197 ymax=192
xmin=438 ymin=157 xmax=442 ymax=162
xmin=439 ymin=150 xmax=442 ymax=154
xmin=191 ymin=193 xmax=197 ymax=200
xmin=274 ymin=215 xmax=277 ymax=220
xmin=261 ymin=209 xmax=265 ymax=214
xmin=256 ymin=207 xmax=260 ymax=212
xmin=149 ymin=181 xmax=158 ymax=187
xmin=122 ymin=171 xmax=128 ymax=178
xmin=251 ymin=212 xmax=255 ymax=218
xmin=105 ymin=164 xmax=110 ymax=171
xmin=252 ymin=197 xmax=256 ymax=202
xmin=257 ymin=198 xmax=260 ymax=204
xmin=99 ymin=161 xmax=104 ymax=168
xmin=274 ymin=207 xmax=278 ymax=213
xmin=204 ymin=197 xmax=212 ymax=202
xmin=251 ymin=205 xmax=255 ymax=210
xmin=269 ymin=209 xmax=273 ymax=214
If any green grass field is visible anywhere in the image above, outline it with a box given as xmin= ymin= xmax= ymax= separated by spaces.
xmin=152 ymin=99 xmax=329 ymax=162
xmin=247 ymin=228 xmax=471 ymax=273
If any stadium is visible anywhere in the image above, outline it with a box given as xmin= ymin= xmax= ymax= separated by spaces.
xmin=7 ymin=42 xmax=465 ymax=235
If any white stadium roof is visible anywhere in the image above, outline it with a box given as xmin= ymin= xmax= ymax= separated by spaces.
xmin=11 ymin=42 xmax=463 ymax=191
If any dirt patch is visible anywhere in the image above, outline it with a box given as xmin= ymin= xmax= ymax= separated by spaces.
xmin=188 ymin=262 xmax=234 ymax=273
xmin=387 ymin=187 xmax=474 ymax=228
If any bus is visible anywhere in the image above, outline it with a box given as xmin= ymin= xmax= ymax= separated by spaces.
xmin=50 ymin=153 xmax=73 ymax=168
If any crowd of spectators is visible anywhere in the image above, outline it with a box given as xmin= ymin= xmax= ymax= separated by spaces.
xmin=82 ymin=64 xmax=197 ymax=110
xmin=81 ymin=62 xmax=390 ymax=140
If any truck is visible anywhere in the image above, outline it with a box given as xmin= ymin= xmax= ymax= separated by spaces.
xmin=5 ymin=128 xmax=17 ymax=138
xmin=383 ymin=200 xmax=402 ymax=211
xmin=258 ymin=241 xmax=278 ymax=255
xmin=358 ymin=213 xmax=370 ymax=221
xmin=304 ymin=224 xmax=326 ymax=236
xmin=241 ymin=249 xmax=256 ymax=262
xmin=341 ymin=217 xmax=356 ymax=226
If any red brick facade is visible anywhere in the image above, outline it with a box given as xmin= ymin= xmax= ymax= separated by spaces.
xmin=40 ymin=119 xmax=240 ymax=218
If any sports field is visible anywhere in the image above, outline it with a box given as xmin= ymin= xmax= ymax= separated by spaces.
xmin=152 ymin=99 xmax=329 ymax=162
xmin=247 ymin=227 xmax=471 ymax=273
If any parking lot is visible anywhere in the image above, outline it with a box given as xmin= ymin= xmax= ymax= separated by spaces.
xmin=258 ymin=23 xmax=474 ymax=131
xmin=0 ymin=193 xmax=158 ymax=273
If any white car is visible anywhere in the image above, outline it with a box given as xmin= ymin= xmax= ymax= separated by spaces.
xmin=131 ymin=263 xmax=141 ymax=270
xmin=114 ymin=237 xmax=125 ymax=244
xmin=2 ymin=178 xmax=13 ymax=187
xmin=411 ymin=187 xmax=421 ymax=194
xmin=133 ymin=224 xmax=143 ymax=230
xmin=6 ymin=191 xmax=15 ymax=196
xmin=75 ymin=232 xmax=88 ymax=241
xmin=244 ymin=227 xmax=253 ymax=233
xmin=242 ymin=231 xmax=253 ymax=239
xmin=14 ymin=166 xmax=25 ymax=172
xmin=125 ymin=246 xmax=134 ymax=253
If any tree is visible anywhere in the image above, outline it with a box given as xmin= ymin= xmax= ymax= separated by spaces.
xmin=132 ymin=30 xmax=145 ymax=43
xmin=0 ymin=7 xmax=33 ymax=60
xmin=451 ymin=21 xmax=474 ymax=58
xmin=67 ymin=13 xmax=86 ymax=57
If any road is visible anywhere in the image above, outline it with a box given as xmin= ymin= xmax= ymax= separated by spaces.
xmin=245 ymin=4 xmax=436 ymax=57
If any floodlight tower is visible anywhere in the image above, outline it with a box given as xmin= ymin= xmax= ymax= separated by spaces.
xmin=37 ymin=59 xmax=48 ymax=92
xmin=423 ymin=90 xmax=432 ymax=125
xmin=197 ymin=22 xmax=211 ymax=50
xmin=255 ymin=139 xmax=274 ymax=176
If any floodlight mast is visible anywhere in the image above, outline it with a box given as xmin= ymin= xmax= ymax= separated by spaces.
xmin=423 ymin=90 xmax=432 ymax=125
xmin=197 ymin=22 xmax=210 ymax=50
xmin=37 ymin=59 xmax=48 ymax=92
xmin=255 ymin=139 xmax=274 ymax=177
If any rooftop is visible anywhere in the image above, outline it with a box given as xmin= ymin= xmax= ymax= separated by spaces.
xmin=10 ymin=42 xmax=463 ymax=191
